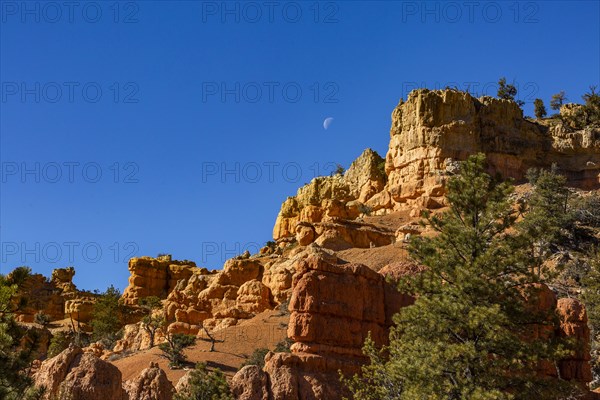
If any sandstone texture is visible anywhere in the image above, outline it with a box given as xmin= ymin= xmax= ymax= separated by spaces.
xmin=232 ymin=254 xmax=413 ymax=399
xmin=384 ymin=89 xmax=600 ymax=209
xmin=232 ymin=254 xmax=594 ymax=399
xmin=121 ymin=255 xmax=202 ymax=305
xmin=273 ymin=149 xmax=390 ymax=245
xmin=557 ymin=297 xmax=593 ymax=382
xmin=272 ymin=89 xmax=599 ymax=253
xmin=34 ymin=345 xmax=126 ymax=400
xmin=12 ymin=267 xmax=82 ymax=323
xmin=123 ymin=361 xmax=175 ymax=400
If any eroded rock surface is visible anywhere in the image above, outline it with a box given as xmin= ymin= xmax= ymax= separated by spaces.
xmin=34 ymin=345 xmax=126 ymax=400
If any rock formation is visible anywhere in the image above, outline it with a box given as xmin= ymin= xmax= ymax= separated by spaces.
xmin=121 ymin=255 xmax=202 ymax=305
xmin=123 ymin=362 xmax=175 ymax=400
xmin=34 ymin=345 xmax=126 ymax=400
xmin=384 ymin=89 xmax=600 ymax=210
xmin=231 ymin=254 xmax=594 ymax=399
xmin=557 ymin=297 xmax=593 ymax=383
xmin=273 ymin=149 xmax=392 ymax=247
xmin=12 ymin=267 xmax=83 ymax=323
xmin=232 ymin=254 xmax=413 ymax=399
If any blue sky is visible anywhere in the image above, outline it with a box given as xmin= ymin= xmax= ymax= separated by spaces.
xmin=1 ymin=0 xmax=599 ymax=291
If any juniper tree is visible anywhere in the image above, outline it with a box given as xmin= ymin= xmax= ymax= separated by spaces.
xmin=159 ymin=333 xmax=196 ymax=368
xmin=344 ymin=154 xmax=580 ymax=400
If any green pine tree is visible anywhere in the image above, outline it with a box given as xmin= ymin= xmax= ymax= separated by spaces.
xmin=344 ymin=154 xmax=580 ymax=400
xmin=0 ymin=272 xmax=45 ymax=400
xmin=90 ymin=285 xmax=123 ymax=348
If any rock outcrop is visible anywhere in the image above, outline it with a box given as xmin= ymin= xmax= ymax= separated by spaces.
xmin=121 ymin=255 xmax=203 ymax=305
xmin=123 ymin=362 xmax=175 ymax=400
xmin=272 ymin=90 xmax=600 ymax=242
xmin=384 ymin=89 xmax=600 ymax=209
xmin=273 ymin=149 xmax=389 ymax=245
xmin=230 ymin=365 xmax=270 ymax=400
xmin=64 ymin=297 xmax=95 ymax=323
xmin=232 ymin=254 xmax=595 ymax=399
xmin=12 ymin=268 xmax=80 ymax=323
xmin=557 ymin=297 xmax=592 ymax=383
xmin=164 ymin=256 xmax=269 ymax=333
xmin=232 ymin=254 xmax=413 ymax=399
xmin=34 ymin=345 xmax=126 ymax=400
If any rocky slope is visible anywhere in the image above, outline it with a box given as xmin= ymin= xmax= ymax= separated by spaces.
xmin=9 ymin=89 xmax=600 ymax=399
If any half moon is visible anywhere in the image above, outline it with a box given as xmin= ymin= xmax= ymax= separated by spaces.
xmin=323 ymin=117 xmax=334 ymax=130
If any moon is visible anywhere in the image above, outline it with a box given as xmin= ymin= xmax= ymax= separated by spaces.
xmin=323 ymin=117 xmax=334 ymax=130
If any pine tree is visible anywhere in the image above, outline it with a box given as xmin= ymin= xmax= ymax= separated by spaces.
xmin=550 ymin=91 xmax=567 ymax=111
xmin=497 ymin=77 xmax=525 ymax=107
xmin=533 ymin=99 xmax=547 ymax=119
xmin=581 ymin=252 xmax=600 ymax=387
xmin=344 ymin=154 xmax=580 ymax=399
xmin=0 ymin=273 xmax=45 ymax=400
xmin=519 ymin=166 xmax=572 ymax=275
xmin=90 ymin=285 xmax=123 ymax=347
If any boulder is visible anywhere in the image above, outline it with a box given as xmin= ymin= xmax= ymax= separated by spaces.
xmin=124 ymin=362 xmax=174 ymax=400
xmin=230 ymin=365 xmax=269 ymax=400
xmin=34 ymin=345 xmax=125 ymax=400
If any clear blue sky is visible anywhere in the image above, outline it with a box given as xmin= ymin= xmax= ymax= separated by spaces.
xmin=1 ymin=1 xmax=599 ymax=291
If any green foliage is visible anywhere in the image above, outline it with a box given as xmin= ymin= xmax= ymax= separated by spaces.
xmin=582 ymin=85 xmax=600 ymax=125
xmin=159 ymin=333 xmax=196 ymax=368
xmin=90 ymin=285 xmax=123 ymax=348
xmin=139 ymin=296 xmax=165 ymax=348
xmin=139 ymin=295 xmax=162 ymax=310
xmin=358 ymin=203 xmax=373 ymax=216
xmin=273 ymin=337 xmax=293 ymax=353
xmin=34 ymin=311 xmax=50 ymax=327
xmin=550 ymin=91 xmax=567 ymax=110
xmin=520 ymin=166 xmax=572 ymax=271
xmin=241 ymin=347 xmax=269 ymax=368
xmin=344 ymin=154 xmax=580 ymax=399
xmin=334 ymin=164 xmax=345 ymax=176
xmin=241 ymin=337 xmax=292 ymax=369
xmin=174 ymin=362 xmax=233 ymax=400
xmin=581 ymin=253 xmax=600 ymax=387
xmin=572 ymin=193 xmax=600 ymax=228
xmin=533 ymin=98 xmax=547 ymax=119
xmin=6 ymin=266 xmax=33 ymax=287
xmin=0 ymin=274 xmax=44 ymax=399
xmin=343 ymin=335 xmax=403 ymax=400
xmin=47 ymin=331 xmax=73 ymax=359
xmin=497 ymin=77 xmax=525 ymax=107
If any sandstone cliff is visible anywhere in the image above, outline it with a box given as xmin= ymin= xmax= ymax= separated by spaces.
xmin=273 ymin=89 xmax=600 ymax=248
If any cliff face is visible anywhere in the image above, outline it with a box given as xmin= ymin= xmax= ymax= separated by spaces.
xmin=273 ymin=89 xmax=600 ymax=233
xmin=384 ymin=89 xmax=600 ymax=209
